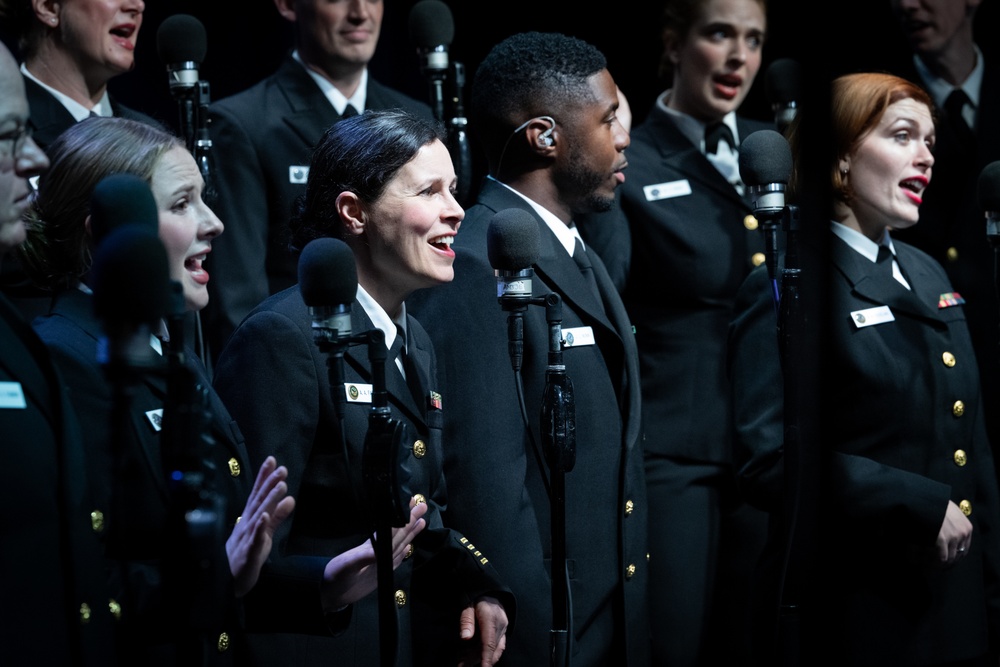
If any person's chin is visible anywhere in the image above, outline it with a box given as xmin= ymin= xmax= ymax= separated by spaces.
xmin=0 ymin=218 xmax=27 ymax=253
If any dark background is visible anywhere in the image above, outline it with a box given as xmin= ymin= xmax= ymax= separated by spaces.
xmin=7 ymin=0 xmax=994 ymax=137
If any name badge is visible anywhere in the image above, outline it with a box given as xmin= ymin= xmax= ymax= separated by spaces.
xmin=644 ymin=179 xmax=692 ymax=202
xmin=345 ymin=383 xmax=373 ymax=404
xmin=562 ymin=326 xmax=596 ymax=348
xmin=851 ymin=305 xmax=895 ymax=328
xmin=146 ymin=408 xmax=164 ymax=432
xmin=289 ymin=165 xmax=310 ymax=184
xmin=0 ymin=382 xmax=26 ymax=409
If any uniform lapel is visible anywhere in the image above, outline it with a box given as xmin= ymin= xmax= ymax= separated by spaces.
xmin=831 ymin=236 xmax=943 ymax=327
xmin=640 ymin=106 xmax=747 ymax=209
xmin=276 ymin=56 xmax=341 ymax=149
xmin=50 ymin=289 xmax=172 ymax=499
xmin=343 ymin=305 xmax=427 ymax=430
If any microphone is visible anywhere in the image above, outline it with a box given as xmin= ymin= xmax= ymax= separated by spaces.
xmin=487 ymin=209 xmax=540 ymax=372
xmin=765 ymin=58 xmax=802 ymax=135
xmin=90 ymin=174 xmax=159 ymax=247
xmin=156 ymin=14 xmax=207 ymax=94
xmin=739 ymin=129 xmax=793 ymax=220
xmin=299 ymin=237 xmax=358 ymax=422
xmin=157 ymin=13 xmax=213 ymax=191
xmin=92 ymin=225 xmax=172 ymax=374
xmin=488 ymin=208 xmax=541 ymax=304
xmin=408 ymin=0 xmax=454 ymax=83
xmin=299 ymin=237 xmax=358 ymax=344
xmin=977 ymin=160 xmax=1000 ymax=247
xmin=739 ymin=129 xmax=794 ymax=285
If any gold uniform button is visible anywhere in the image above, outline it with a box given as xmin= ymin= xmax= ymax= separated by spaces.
xmin=942 ymin=351 xmax=956 ymax=368
xmin=413 ymin=440 xmax=427 ymax=458
xmin=217 ymin=632 xmax=230 ymax=653
xmin=412 ymin=494 xmax=426 ymax=505
xmin=228 ymin=458 xmax=241 ymax=477
xmin=953 ymin=400 xmax=965 ymax=417
xmin=90 ymin=510 xmax=104 ymax=533
xmin=751 ymin=252 xmax=766 ymax=267
xmin=946 ymin=246 xmax=959 ymax=262
xmin=954 ymin=450 xmax=968 ymax=467
xmin=625 ymin=564 xmax=636 ymax=580
xmin=79 ymin=603 xmax=91 ymax=624
xmin=960 ymin=499 xmax=972 ymax=516
xmin=395 ymin=590 xmax=407 ymax=607
xmin=108 ymin=599 xmax=121 ymax=621
xmin=743 ymin=214 xmax=759 ymax=231
xmin=624 ymin=499 xmax=634 ymax=516
xmin=646 ymin=552 xmax=651 ymax=562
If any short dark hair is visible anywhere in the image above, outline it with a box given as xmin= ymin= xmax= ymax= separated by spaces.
xmin=289 ymin=109 xmax=446 ymax=252
xmin=471 ymin=31 xmax=607 ymax=163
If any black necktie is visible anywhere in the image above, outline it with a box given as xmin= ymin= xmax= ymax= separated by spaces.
xmin=573 ymin=237 xmax=604 ymax=308
xmin=393 ymin=324 xmax=423 ymax=408
xmin=944 ymin=89 xmax=975 ymax=151
xmin=341 ymin=104 xmax=359 ymax=119
xmin=389 ymin=326 xmax=405 ymax=369
xmin=704 ymin=122 xmax=735 ymax=155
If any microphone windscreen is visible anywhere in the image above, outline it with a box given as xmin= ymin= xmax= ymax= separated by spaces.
xmin=92 ymin=225 xmax=172 ymax=330
xmin=487 ymin=208 xmax=540 ymax=271
xmin=156 ymin=14 xmax=207 ymax=65
xmin=408 ymin=0 xmax=455 ymax=48
xmin=90 ymin=174 xmax=159 ymax=247
xmin=765 ymin=58 xmax=802 ymax=106
xmin=739 ymin=129 xmax=793 ymax=187
xmin=977 ymin=161 xmax=1000 ymax=211
xmin=298 ymin=237 xmax=358 ymax=307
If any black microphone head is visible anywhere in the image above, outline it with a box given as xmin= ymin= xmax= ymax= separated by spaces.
xmin=739 ymin=129 xmax=793 ymax=187
xmin=156 ymin=14 xmax=207 ymax=65
xmin=408 ymin=0 xmax=455 ymax=48
xmin=765 ymin=58 xmax=802 ymax=106
xmin=487 ymin=208 xmax=541 ymax=271
xmin=977 ymin=161 xmax=1000 ymax=211
xmin=298 ymin=237 xmax=358 ymax=307
xmin=90 ymin=174 xmax=159 ymax=247
xmin=91 ymin=225 xmax=172 ymax=331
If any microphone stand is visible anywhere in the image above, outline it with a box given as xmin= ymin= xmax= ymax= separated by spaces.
xmin=540 ymin=293 xmax=575 ymax=667
xmin=447 ymin=62 xmax=473 ymax=207
xmin=362 ymin=328 xmax=410 ymax=667
xmin=160 ymin=283 xmax=228 ymax=667
xmin=763 ymin=204 xmax=814 ymax=667
xmin=497 ymin=284 xmax=576 ymax=666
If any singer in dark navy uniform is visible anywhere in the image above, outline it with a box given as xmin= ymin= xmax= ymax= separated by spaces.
xmin=213 ymin=110 xmax=512 ymax=667
xmin=17 ymin=117 xmax=295 ymax=665
xmin=577 ymin=1 xmax=771 ymax=663
xmin=730 ymin=73 xmax=1000 ymax=666
xmin=0 ymin=0 xmax=164 ymax=322
xmin=205 ymin=0 xmax=433 ymax=356
xmin=408 ymin=32 xmax=648 ymax=667
xmin=880 ymin=1 xmax=1000 ymax=466
xmin=0 ymin=42 xmax=116 ymax=665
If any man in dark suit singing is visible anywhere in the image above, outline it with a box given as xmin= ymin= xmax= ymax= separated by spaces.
xmin=205 ymin=0 xmax=432 ymax=357
xmin=885 ymin=0 xmax=1000 ymax=458
xmin=408 ymin=31 xmax=649 ymax=667
xmin=0 ymin=40 xmax=116 ymax=666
